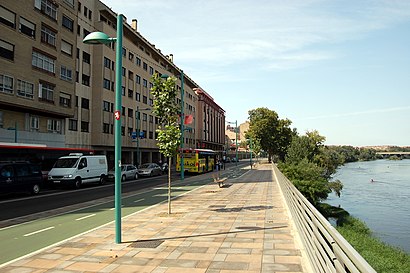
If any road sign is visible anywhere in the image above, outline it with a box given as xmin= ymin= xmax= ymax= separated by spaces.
xmin=114 ymin=111 xmax=121 ymax=120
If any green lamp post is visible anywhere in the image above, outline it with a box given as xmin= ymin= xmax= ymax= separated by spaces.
xmin=83 ymin=14 xmax=123 ymax=244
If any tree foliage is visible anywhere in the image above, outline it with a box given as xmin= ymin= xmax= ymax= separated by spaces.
xmin=246 ymin=107 xmax=293 ymax=162
xmin=150 ymin=73 xmax=181 ymax=214
xmin=280 ymin=131 xmax=343 ymax=206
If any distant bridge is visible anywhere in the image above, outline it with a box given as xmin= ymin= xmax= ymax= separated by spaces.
xmin=376 ymin=152 xmax=410 ymax=158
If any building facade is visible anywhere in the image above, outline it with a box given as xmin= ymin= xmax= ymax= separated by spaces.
xmin=0 ymin=0 xmax=225 ymax=168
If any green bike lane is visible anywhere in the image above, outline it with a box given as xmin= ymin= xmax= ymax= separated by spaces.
xmin=0 ymin=175 xmax=215 ymax=266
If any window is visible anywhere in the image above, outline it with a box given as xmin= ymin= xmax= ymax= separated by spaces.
xmin=149 ymin=98 xmax=153 ymax=106
xmin=41 ymin=24 xmax=56 ymax=47
xmin=122 ymin=47 xmax=126 ymax=57
xmin=59 ymin=92 xmax=71 ymax=107
xmin=149 ymin=115 xmax=153 ymax=123
xmin=103 ymin=78 xmax=111 ymax=90
xmin=88 ymin=10 xmax=92 ymax=20
xmin=81 ymin=121 xmax=89 ymax=132
xmin=0 ymin=5 xmax=16 ymax=28
xmin=128 ymin=89 xmax=133 ymax=98
xmin=82 ymin=74 xmax=90 ymax=86
xmin=61 ymin=40 xmax=73 ymax=56
xmin=143 ymin=62 xmax=147 ymax=71
xmin=31 ymin=51 xmax=55 ymax=73
xmin=136 ymin=92 xmax=140 ymax=101
xmin=19 ymin=17 xmax=36 ymax=38
xmin=103 ymin=57 xmax=109 ymax=68
xmin=143 ymin=95 xmax=147 ymax=104
xmin=143 ymin=113 xmax=147 ymax=121
xmin=82 ymin=51 xmax=90 ymax=64
xmin=17 ymin=79 xmax=34 ymax=98
xmin=121 ymin=106 xmax=125 ymax=116
xmin=136 ymin=75 xmax=141 ymax=84
xmin=149 ymin=66 xmax=154 ymax=75
xmin=47 ymin=119 xmax=61 ymax=133
xmin=128 ymin=70 xmax=133 ymax=79
xmin=122 ymin=67 xmax=127 ymax=77
xmin=0 ymin=111 xmax=4 ymax=128
xmin=83 ymin=6 xmax=88 ymax=17
xmin=0 ymin=74 xmax=13 ymax=94
xmin=149 ymin=131 xmax=153 ymax=139
xmin=103 ymin=123 xmax=110 ymax=133
xmin=83 ymin=28 xmax=90 ymax=39
xmin=81 ymin=98 xmax=89 ymax=109
xmin=30 ymin=116 xmax=39 ymax=131
xmin=39 ymin=82 xmax=54 ymax=102
xmin=60 ymin=65 xmax=72 ymax=81
xmin=78 ymin=1 xmax=81 ymax=12
xmin=32 ymin=50 xmax=55 ymax=73
xmin=0 ymin=39 xmax=14 ymax=61
xmin=103 ymin=101 xmax=110 ymax=111
xmin=143 ymin=79 xmax=147 ymax=88
xmin=129 ymin=52 xmax=133 ymax=61
xmin=63 ymin=0 xmax=74 ymax=8
xmin=62 ymin=15 xmax=73 ymax=31
xmin=136 ymin=57 xmax=141 ymax=66
xmin=69 ymin=119 xmax=77 ymax=131
xmin=35 ymin=0 xmax=58 ymax=20
xmin=128 ymin=108 xmax=133 ymax=118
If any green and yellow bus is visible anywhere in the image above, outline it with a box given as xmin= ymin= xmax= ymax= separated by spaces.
xmin=176 ymin=148 xmax=216 ymax=173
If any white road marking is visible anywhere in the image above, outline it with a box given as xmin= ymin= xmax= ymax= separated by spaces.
xmin=23 ymin=226 xmax=55 ymax=237
xmin=75 ymin=214 xmax=96 ymax=221
xmin=134 ymin=199 xmax=144 ymax=203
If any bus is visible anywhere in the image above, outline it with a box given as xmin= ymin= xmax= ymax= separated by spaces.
xmin=176 ymin=148 xmax=216 ymax=173
xmin=0 ymin=143 xmax=94 ymax=178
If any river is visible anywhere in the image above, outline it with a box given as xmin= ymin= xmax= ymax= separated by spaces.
xmin=327 ymin=159 xmax=410 ymax=253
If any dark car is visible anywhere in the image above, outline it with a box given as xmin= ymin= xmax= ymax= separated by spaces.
xmin=0 ymin=162 xmax=43 ymax=195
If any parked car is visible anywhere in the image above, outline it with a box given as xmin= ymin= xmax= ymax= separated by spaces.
xmin=108 ymin=164 xmax=139 ymax=181
xmin=48 ymin=154 xmax=107 ymax=189
xmin=0 ymin=162 xmax=43 ymax=195
xmin=138 ymin=163 xmax=162 ymax=177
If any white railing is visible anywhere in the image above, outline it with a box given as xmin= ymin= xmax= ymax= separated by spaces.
xmin=272 ymin=163 xmax=376 ymax=273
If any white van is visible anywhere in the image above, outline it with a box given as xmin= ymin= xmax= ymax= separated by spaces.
xmin=48 ymin=153 xmax=107 ymax=188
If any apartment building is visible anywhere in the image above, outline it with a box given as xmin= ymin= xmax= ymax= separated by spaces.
xmin=0 ymin=0 xmax=226 ymax=168
xmin=0 ymin=0 xmax=77 ymax=147
xmin=194 ymin=88 xmax=225 ymax=152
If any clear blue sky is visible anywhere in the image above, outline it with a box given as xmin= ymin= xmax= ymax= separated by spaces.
xmin=102 ymin=0 xmax=410 ymax=146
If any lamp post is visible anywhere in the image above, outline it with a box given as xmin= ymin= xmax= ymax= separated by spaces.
xmin=136 ymin=106 xmax=151 ymax=166
xmin=83 ymin=14 xmax=123 ymax=244
xmin=250 ymin=137 xmax=253 ymax=169
xmin=161 ymin=71 xmax=185 ymax=180
xmin=227 ymin=120 xmax=238 ymax=167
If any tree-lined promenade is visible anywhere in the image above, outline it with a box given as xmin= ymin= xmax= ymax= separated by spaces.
xmin=245 ymin=107 xmax=410 ymax=273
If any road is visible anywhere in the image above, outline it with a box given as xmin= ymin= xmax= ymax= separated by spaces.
xmin=0 ymin=162 xmax=250 ymax=266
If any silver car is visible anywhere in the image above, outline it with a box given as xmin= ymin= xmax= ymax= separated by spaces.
xmin=108 ymin=164 xmax=139 ymax=181
xmin=137 ymin=163 xmax=162 ymax=177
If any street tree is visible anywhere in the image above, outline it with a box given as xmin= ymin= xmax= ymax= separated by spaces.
xmin=150 ymin=73 xmax=181 ymax=214
xmin=247 ymin=107 xmax=293 ymax=162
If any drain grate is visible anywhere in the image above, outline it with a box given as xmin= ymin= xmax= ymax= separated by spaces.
xmin=129 ymin=240 xmax=164 ymax=248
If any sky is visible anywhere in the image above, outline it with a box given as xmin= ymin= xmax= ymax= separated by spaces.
xmin=102 ymin=0 xmax=410 ymax=147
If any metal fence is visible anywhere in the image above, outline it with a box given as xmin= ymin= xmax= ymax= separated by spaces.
xmin=272 ymin=163 xmax=377 ymax=273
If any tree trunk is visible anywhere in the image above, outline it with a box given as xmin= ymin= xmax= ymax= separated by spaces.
xmin=168 ymin=156 xmax=172 ymax=214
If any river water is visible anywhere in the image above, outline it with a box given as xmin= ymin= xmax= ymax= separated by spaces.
xmin=327 ymin=159 xmax=410 ymax=253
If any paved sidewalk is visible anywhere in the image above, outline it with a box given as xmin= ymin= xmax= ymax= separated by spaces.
xmin=1 ymin=163 xmax=307 ymax=273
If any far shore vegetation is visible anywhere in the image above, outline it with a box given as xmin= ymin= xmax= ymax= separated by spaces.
xmin=246 ymin=107 xmax=410 ymax=272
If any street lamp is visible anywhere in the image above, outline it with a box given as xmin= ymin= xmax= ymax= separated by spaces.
xmin=136 ymin=106 xmax=151 ymax=166
xmin=83 ymin=14 xmax=123 ymax=243
xmin=161 ymin=71 xmax=185 ymax=180
xmin=250 ymin=137 xmax=253 ymax=169
xmin=227 ymin=120 xmax=238 ymax=167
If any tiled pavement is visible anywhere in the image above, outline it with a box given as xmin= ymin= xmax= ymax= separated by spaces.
xmin=1 ymin=163 xmax=308 ymax=273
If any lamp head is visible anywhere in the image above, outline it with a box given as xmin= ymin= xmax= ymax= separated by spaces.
xmin=160 ymin=74 xmax=169 ymax=79
xmin=83 ymin=32 xmax=116 ymax=45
